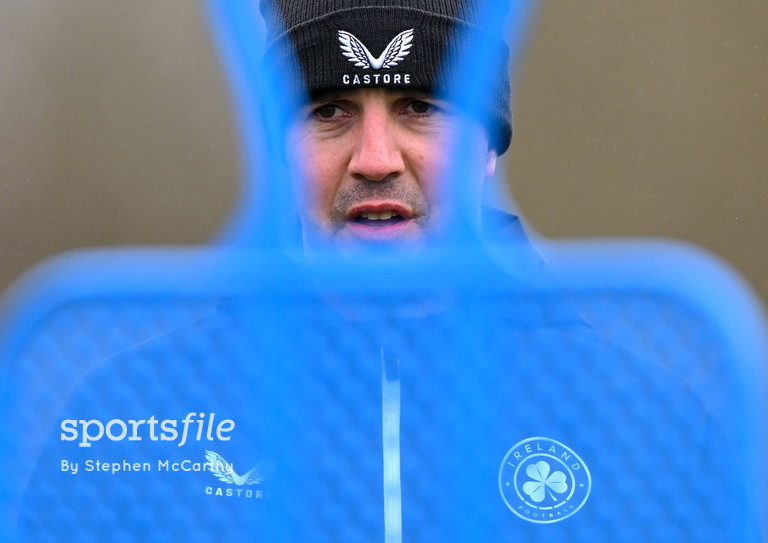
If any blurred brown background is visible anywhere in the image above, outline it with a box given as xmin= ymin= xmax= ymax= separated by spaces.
xmin=0 ymin=1 xmax=766 ymax=301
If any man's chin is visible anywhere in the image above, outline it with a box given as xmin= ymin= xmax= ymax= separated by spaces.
xmin=337 ymin=218 xmax=424 ymax=243
xmin=302 ymin=219 xmax=432 ymax=253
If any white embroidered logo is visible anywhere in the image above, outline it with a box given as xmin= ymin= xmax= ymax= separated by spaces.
xmin=204 ymin=450 xmax=270 ymax=499
xmin=499 ymin=437 xmax=591 ymax=524
xmin=205 ymin=450 xmax=267 ymax=486
xmin=338 ymin=29 xmax=414 ymax=70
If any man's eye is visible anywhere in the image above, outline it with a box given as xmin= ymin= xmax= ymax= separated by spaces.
xmin=407 ymin=100 xmax=433 ymax=114
xmin=314 ymin=104 xmax=341 ymax=119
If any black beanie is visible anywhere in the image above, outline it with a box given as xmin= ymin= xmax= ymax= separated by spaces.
xmin=260 ymin=0 xmax=513 ymax=154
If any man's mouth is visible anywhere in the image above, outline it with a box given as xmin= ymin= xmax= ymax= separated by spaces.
xmin=341 ymin=203 xmax=421 ymax=241
xmin=352 ymin=210 xmax=406 ymax=226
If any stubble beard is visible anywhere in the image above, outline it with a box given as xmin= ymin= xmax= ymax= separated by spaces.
xmin=328 ymin=178 xmax=431 ymax=234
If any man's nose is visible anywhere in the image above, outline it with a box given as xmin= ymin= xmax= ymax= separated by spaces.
xmin=347 ymin=108 xmax=405 ymax=182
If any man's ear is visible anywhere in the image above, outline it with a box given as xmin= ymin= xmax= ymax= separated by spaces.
xmin=485 ymin=148 xmax=498 ymax=178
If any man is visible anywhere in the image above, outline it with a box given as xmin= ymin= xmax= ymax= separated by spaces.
xmin=252 ymin=3 xmax=751 ymax=542
xmin=259 ymin=0 xmax=525 ymax=250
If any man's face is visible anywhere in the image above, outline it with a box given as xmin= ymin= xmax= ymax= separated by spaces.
xmin=288 ymin=88 xmax=497 ymax=248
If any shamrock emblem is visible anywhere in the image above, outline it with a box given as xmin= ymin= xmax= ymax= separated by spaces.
xmin=522 ymin=461 xmax=568 ymax=503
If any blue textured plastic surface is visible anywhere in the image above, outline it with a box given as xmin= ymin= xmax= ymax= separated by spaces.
xmin=0 ymin=243 xmax=765 ymax=541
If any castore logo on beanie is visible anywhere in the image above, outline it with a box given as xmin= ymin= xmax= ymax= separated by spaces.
xmin=338 ymin=28 xmax=414 ymax=70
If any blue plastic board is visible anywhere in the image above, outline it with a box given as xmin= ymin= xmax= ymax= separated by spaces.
xmin=0 ymin=243 xmax=765 ymax=541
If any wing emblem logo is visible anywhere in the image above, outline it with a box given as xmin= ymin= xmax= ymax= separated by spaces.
xmin=205 ymin=450 xmax=269 ymax=486
xmin=338 ymin=29 xmax=414 ymax=70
